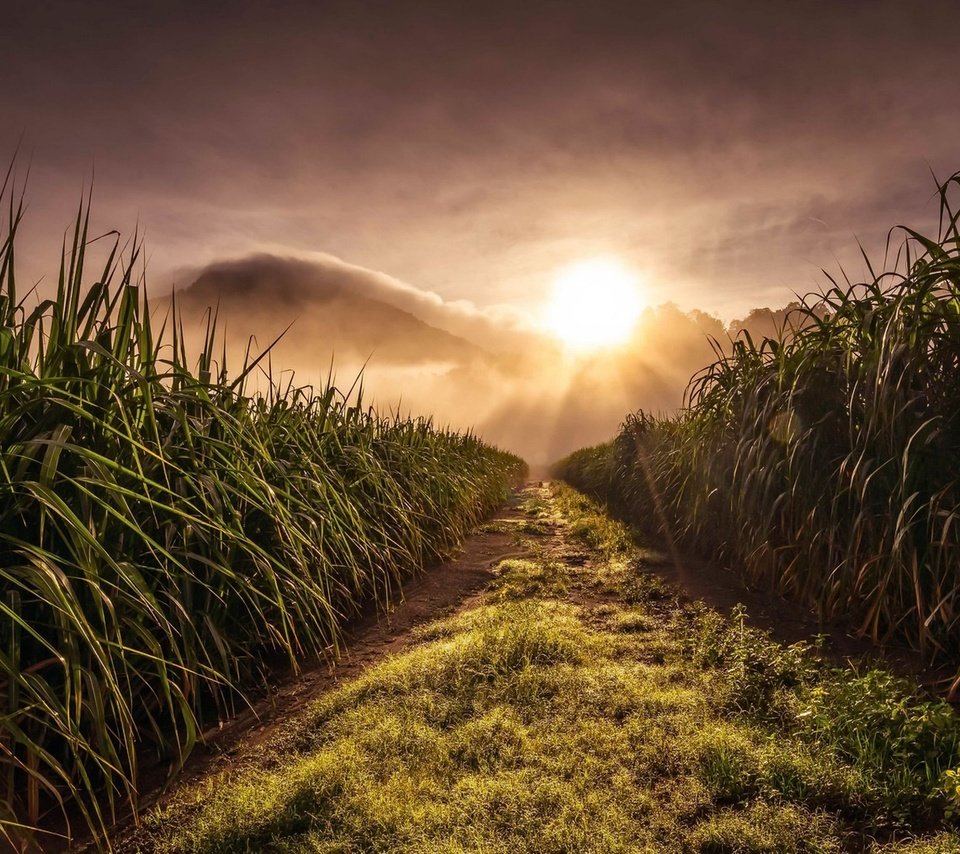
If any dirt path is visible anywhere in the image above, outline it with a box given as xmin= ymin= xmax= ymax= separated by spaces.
xmin=69 ymin=479 xmax=949 ymax=852
xmin=624 ymin=534 xmax=950 ymax=689
xmin=195 ymin=500 xmax=532 ymax=755
xmin=118 ymin=481 xmax=960 ymax=854
xmin=58 ymin=488 xmax=536 ymax=853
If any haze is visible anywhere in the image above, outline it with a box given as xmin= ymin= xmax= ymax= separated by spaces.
xmin=5 ymin=0 xmax=960 ymax=461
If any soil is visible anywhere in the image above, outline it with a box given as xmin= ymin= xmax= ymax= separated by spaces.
xmin=53 ymin=480 xmax=950 ymax=852
xmin=633 ymin=539 xmax=953 ymax=690
xmin=54 ymin=491 xmax=530 ymax=854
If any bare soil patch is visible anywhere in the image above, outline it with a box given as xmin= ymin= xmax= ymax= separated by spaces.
xmin=62 ymin=489 xmax=536 ymax=853
xmin=633 ymin=543 xmax=952 ymax=687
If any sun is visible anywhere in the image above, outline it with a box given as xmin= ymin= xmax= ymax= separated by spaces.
xmin=544 ymin=257 xmax=644 ymax=351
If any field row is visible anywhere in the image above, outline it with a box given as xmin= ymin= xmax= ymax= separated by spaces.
xmin=556 ymin=172 xmax=960 ymax=679
xmin=0 ymin=188 xmax=525 ymax=849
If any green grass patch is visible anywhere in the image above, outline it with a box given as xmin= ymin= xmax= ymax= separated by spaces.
xmin=490 ymin=558 xmax=568 ymax=601
xmin=138 ymin=485 xmax=960 ymax=853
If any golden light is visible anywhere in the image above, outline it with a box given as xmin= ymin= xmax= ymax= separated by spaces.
xmin=544 ymin=257 xmax=644 ymax=351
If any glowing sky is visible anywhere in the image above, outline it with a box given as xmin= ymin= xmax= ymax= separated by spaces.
xmin=5 ymin=0 xmax=960 ymax=320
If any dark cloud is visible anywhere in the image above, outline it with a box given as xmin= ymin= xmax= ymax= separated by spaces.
xmin=6 ymin=0 xmax=959 ymax=318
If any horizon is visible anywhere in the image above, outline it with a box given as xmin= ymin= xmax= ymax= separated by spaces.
xmin=5 ymin=0 xmax=960 ymax=461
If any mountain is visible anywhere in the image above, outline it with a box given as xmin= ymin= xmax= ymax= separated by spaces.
xmin=155 ymin=255 xmax=490 ymax=376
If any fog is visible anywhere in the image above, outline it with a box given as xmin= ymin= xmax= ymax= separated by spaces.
xmin=159 ymin=253 xmax=799 ymax=464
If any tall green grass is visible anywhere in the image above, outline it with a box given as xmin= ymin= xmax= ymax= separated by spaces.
xmin=0 ymin=172 xmax=525 ymax=849
xmin=556 ymin=172 xmax=960 ymax=679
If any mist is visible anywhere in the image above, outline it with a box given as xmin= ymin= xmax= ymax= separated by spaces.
xmin=160 ymin=253 xmax=795 ymax=463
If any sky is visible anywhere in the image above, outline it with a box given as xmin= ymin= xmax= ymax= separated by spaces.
xmin=4 ymin=1 xmax=960 ymax=460
xmin=6 ymin=0 xmax=960 ymax=320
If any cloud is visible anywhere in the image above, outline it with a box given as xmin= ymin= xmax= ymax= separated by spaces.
xmin=6 ymin=0 xmax=959 ymax=322
xmin=172 ymin=252 xmax=535 ymax=353
xmin=164 ymin=252 xmax=767 ymax=464
xmin=8 ymin=0 xmax=959 ymax=463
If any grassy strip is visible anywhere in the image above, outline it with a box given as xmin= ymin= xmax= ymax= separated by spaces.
xmin=555 ymin=172 xmax=960 ymax=676
xmin=0 ymin=180 xmax=526 ymax=848
xmin=139 ymin=484 xmax=960 ymax=853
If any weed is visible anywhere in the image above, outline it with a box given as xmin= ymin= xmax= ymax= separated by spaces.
xmin=491 ymin=558 xmax=568 ymax=601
